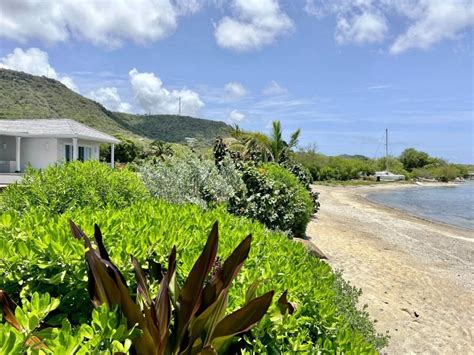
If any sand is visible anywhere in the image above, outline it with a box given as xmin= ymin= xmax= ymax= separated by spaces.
xmin=306 ymin=183 xmax=473 ymax=354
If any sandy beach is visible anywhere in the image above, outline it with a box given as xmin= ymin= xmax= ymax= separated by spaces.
xmin=307 ymin=183 xmax=473 ymax=354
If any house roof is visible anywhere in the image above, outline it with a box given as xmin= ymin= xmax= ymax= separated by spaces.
xmin=0 ymin=119 xmax=119 ymax=144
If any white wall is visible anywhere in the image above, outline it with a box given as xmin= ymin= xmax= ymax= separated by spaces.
xmin=20 ymin=137 xmax=58 ymax=170
xmin=57 ymin=138 xmax=101 ymax=162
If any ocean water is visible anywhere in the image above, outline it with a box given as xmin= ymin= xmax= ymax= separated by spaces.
xmin=367 ymin=182 xmax=474 ymax=230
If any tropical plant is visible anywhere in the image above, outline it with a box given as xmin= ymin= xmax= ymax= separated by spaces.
xmin=0 ymin=161 xmax=149 ymax=215
xmin=269 ymin=120 xmax=300 ymax=163
xmin=145 ymin=140 xmax=174 ymax=162
xmin=67 ymin=220 xmax=276 ymax=354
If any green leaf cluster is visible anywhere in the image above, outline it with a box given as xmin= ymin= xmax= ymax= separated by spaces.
xmin=0 ymin=200 xmax=384 ymax=353
xmin=0 ymin=161 xmax=149 ymax=215
xmin=260 ymin=163 xmax=314 ymax=236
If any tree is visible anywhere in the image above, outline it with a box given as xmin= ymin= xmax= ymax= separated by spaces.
xmin=270 ymin=120 xmax=300 ymax=163
xmin=147 ymin=140 xmax=173 ymax=162
xmin=101 ymin=137 xmax=140 ymax=163
xmin=399 ymin=148 xmax=431 ymax=171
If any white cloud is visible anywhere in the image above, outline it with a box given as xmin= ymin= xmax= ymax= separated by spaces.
xmin=0 ymin=47 xmax=77 ymax=91
xmin=129 ymin=68 xmax=204 ymax=116
xmin=0 ymin=0 xmax=196 ymax=48
xmin=262 ymin=81 xmax=288 ymax=96
xmin=214 ymin=0 xmax=293 ymax=51
xmin=335 ymin=11 xmax=388 ymax=44
xmin=389 ymin=0 xmax=474 ymax=54
xmin=306 ymin=0 xmax=474 ymax=52
xmin=225 ymin=82 xmax=247 ymax=99
xmin=228 ymin=109 xmax=246 ymax=123
xmin=87 ymin=87 xmax=133 ymax=113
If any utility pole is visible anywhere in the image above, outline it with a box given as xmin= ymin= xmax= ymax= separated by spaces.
xmin=178 ymin=97 xmax=181 ymax=116
xmin=385 ymin=128 xmax=389 ymax=171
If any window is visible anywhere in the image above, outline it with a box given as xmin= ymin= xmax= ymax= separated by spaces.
xmin=84 ymin=147 xmax=92 ymax=160
xmin=78 ymin=146 xmax=84 ymax=161
xmin=65 ymin=145 xmax=72 ymax=162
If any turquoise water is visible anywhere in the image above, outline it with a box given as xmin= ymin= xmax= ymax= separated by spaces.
xmin=367 ymin=182 xmax=474 ymax=230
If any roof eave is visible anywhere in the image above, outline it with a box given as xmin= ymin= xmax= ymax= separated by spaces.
xmin=0 ymin=132 xmax=119 ymax=144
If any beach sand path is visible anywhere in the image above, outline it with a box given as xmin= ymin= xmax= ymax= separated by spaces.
xmin=307 ymin=184 xmax=473 ymax=354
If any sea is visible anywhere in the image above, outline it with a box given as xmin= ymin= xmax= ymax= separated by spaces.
xmin=367 ymin=182 xmax=474 ymax=230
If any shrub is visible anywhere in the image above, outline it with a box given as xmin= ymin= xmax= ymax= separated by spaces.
xmin=100 ymin=136 xmax=141 ymax=163
xmin=412 ymin=164 xmax=467 ymax=182
xmin=227 ymin=163 xmax=303 ymax=236
xmin=0 ymin=161 xmax=149 ymax=215
xmin=0 ymin=201 xmax=384 ymax=352
xmin=282 ymin=161 xmax=320 ymax=214
xmin=261 ymin=163 xmax=314 ymax=236
xmin=139 ymin=155 xmax=245 ymax=209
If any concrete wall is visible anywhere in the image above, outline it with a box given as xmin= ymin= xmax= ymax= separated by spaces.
xmin=20 ymin=137 xmax=58 ymax=170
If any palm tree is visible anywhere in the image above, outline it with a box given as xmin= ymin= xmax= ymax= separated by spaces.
xmin=229 ymin=121 xmax=300 ymax=163
xmin=269 ymin=120 xmax=300 ymax=163
xmin=149 ymin=140 xmax=173 ymax=162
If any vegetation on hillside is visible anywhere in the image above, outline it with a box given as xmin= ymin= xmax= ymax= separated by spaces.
xmin=0 ymin=69 xmax=231 ymax=145
xmin=116 ymin=112 xmax=231 ymax=145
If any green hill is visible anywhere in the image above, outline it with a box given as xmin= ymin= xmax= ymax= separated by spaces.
xmin=0 ymin=69 xmax=231 ymax=144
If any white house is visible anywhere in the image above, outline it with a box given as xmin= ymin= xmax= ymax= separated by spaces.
xmin=0 ymin=119 xmax=119 ymax=173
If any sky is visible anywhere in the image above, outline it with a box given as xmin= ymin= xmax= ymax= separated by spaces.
xmin=0 ymin=0 xmax=473 ymax=163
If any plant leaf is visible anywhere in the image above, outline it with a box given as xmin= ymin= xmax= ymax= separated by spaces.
xmin=131 ymin=255 xmax=152 ymax=306
xmin=277 ymin=290 xmax=296 ymax=315
xmin=212 ymin=291 xmax=274 ymax=340
xmin=175 ymin=222 xmax=219 ymax=344
xmin=0 ymin=290 xmax=47 ymax=350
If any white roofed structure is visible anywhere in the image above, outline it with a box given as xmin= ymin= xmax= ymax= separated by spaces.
xmin=0 ymin=119 xmax=119 ymax=173
xmin=0 ymin=119 xmax=119 ymax=144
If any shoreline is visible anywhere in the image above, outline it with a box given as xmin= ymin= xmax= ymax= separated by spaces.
xmin=307 ymin=184 xmax=473 ymax=354
xmin=346 ymin=182 xmax=473 ymax=233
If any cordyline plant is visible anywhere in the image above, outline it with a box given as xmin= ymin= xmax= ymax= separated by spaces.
xmin=68 ymin=220 xmax=281 ymax=354
xmin=0 ymin=221 xmax=295 ymax=353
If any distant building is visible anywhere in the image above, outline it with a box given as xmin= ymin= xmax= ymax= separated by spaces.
xmin=0 ymin=119 xmax=119 ymax=173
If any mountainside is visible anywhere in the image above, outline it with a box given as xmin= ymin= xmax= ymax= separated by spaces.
xmin=0 ymin=69 xmax=231 ymax=144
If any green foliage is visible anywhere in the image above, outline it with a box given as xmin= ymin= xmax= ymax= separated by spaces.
xmin=68 ymin=220 xmax=275 ymax=354
xmin=261 ymin=163 xmax=314 ymax=236
xmin=399 ymin=148 xmax=432 ymax=171
xmin=281 ymin=161 xmax=321 ymax=214
xmin=100 ymin=136 xmax=141 ymax=163
xmin=0 ymin=291 xmax=136 ymax=353
xmin=115 ymin=113 xmax=231 ymax=146
xmin=294 ymin=150 xmax=376 ymax=181
xmin=0 ymin=201 xmax=383 ymax=353
xmin=139 ymin=154 xmax=245 ymax=209
xmin=143 ymin=140 xmax=174 ymax=162
xmin=412 ymin=164 xmax=469 ymax=182
xmin=0 ymin=161 xmax=149 ymax=215
xmin=228 ymin=163 xmax=308 ymax=236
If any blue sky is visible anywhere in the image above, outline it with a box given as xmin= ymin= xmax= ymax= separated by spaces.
xmin=0 ymin=0 xmax=473 ymax=163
